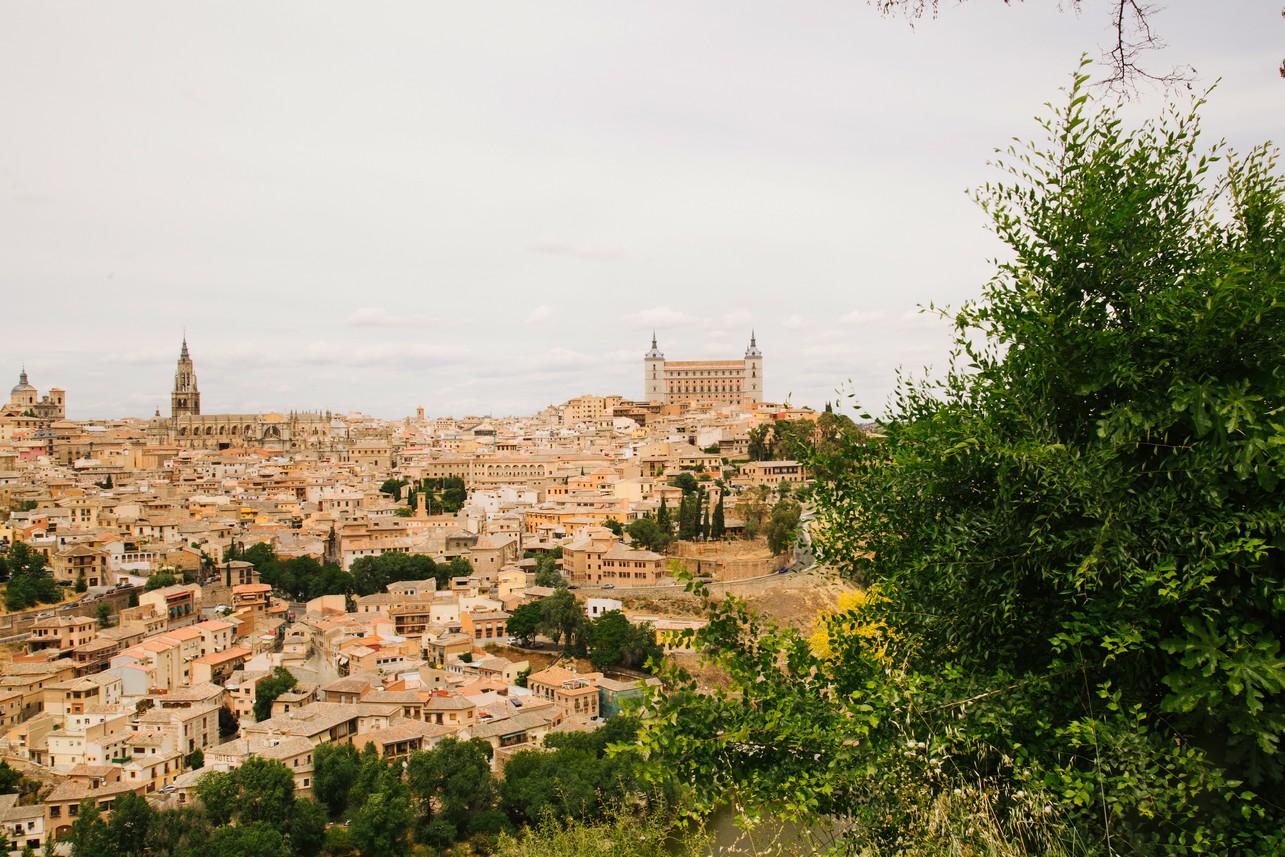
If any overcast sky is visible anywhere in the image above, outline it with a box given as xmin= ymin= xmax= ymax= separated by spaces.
xmin=2 ymin=2 xmax=1280 ymax=420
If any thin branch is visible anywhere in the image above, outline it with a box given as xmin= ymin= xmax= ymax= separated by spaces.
xmin=868 ymin=0 xmax=1201 ymax=91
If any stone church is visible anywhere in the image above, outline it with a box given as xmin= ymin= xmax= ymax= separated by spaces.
xmin=146 ymin=338 xmax=333 ymax=452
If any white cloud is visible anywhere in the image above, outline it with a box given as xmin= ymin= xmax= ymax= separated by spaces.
xmin=621 ymin=306 xmax=699 ymax=329
xmin=345 ymin=307 xmax=435 ymax=328
xmin=838 ymin=310 xmax=887 ymax=326
xmin=529 ymin=233 xmax=623 ymax=262
xmin=782 ymin=314 xmax=806 ymax=331
xmin=718 ymin=309 xmax=753 ymax=329
xmin=525 ymin=305 xmax=554 ymax=324
xmin=532 ymin=346 xmax=596 ymax=371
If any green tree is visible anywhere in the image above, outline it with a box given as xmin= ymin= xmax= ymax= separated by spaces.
xmin=142 ymin=807 xmax=209 ymax=857
xmin=145 ymin=808 xmax=215 ymax=857
xmin=252 ymin=666 xmax=298 ymax=722
xmin=763 ymin=498 xmax=800 ymax=556
xmin=289 ymin=797 xmax=329 ymax=857
xmin=208 ymin=822 xmax=291 ymax=857
xmin=105 ymin=790 xmax=154 ymax=857
xmin=643 ymin=73 xmax=1285 ymax=854
xmin=447 ymin=556 xmax=473 ymax=578
xmin=144 ymin=571 xmax=178 ymax=591
xmin=710 ymin=494 xmax=726 ymax=540
xmin=378 ymin=478 xmax=408 ymax=498
xmin=239 ymin=542 xmax=278 ymax=571
xmin=186 ymin=747 xmax=204 ymax=770
xmin=533 ymin=553 xmax=565 ymax=588
xmin=312 ymin=741 xmax=361 ymax=818
xmin=669 ymin=472 xmax=698 ymax=495
xmin=218 ymin=706 xmax=239 ymax=739
xmin=407 ymin=737 xmax=497 ymax=845
xmin=68 ymin=799 xmax=111 ymax=857
xmin=349 ymin=781 xmax=414 ymax=857
xmin=347 ymin=742 xmax=392 ymax=812
xmin=234 ymin=757 xmax=296 ymax=826
xmin=655 ymin=496 xmax=671 ymax=534
xmin=0 ymin=760 xmax=21 ymax=794
xmin=602 ymin=518 xmax=624 ymax=537
xmin=675 ymin=494 xmax=694 ymax=541
xmin=2 ymin=541 xmax=61 ymax=611
xmin=350 ymin=555 xmax=392 ymax=596
xmin=586 ymin=610 xmax=662 ymax=672
xmin=194 ymin=757 xmax=296 ymax=831
xmin=506 ymin=601 xmax=543 ymax=646
xmin=74 ymin=571 xmax=86 ymax=593
xmin=537 ymin=589 xmax=587 ymax=652
xmin=625 ymin=517 xmax=670 ymax=553
xmin=193 ymin=769 xmax=239 ymax=826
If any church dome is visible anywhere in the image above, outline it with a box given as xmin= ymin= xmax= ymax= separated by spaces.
xmin=11 ymin=369 xmax=34 ymax=396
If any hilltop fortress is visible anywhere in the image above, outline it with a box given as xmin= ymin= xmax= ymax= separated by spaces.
xmin=644 ymin=333 xmax=763 ymax=408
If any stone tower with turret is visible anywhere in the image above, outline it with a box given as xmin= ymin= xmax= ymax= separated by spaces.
xmin=171 ymin=337 xmax=201 ymax=418
xmin=644 ymin=332 xmax=665 ymax=403
xmin=743 ymin=331 xmax=763 ymax=404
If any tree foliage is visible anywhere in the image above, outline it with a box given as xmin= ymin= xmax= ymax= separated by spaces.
xmin=506 ymin=601 xmax=543 ymax=646
xmin=535 ymin=589 xmax=589 ymax=654
xmin=406 ymin=737 xmax=498 ymax=844
xmin=349 ymin=552 xmax=442 ymax=596
xmin=145 ymin=572 xmax=178 ymax=591
xmin=252 ymin=666 xmax=298 ymax=722
xmin=763 ymin=497 xmax=801 ymax=556
xmin=626 ymin=516 xmax=671 ymax=553
xmin=586 ymin=610 xmax=663 ymax=672
xmin=2 ymin=541 xmax=61 ymax=611
xmin=641 ymin=73 xmax=1285 ymax=854
xmin=312 ymin=741 xmax=361 ymax=817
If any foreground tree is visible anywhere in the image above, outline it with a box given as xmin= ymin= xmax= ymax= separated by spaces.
xmin=252 ymin=666 xmax=298 ymax=722
xmin=643 ymin=70 xmax=1285 ymax=855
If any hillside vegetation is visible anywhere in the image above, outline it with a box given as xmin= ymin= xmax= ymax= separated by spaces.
xmin=640 ymin=67 xmax=1285 ymax=855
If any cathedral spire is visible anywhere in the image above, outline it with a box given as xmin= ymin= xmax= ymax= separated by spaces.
xmin=172 ymin=335 xmax=200 ymax=418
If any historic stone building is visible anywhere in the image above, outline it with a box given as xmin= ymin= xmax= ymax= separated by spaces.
xmin=146 ymin=339 xmax=332 ymax=452
xmin=643 ymin=333 xmax=763 ymax=407
xmin=5 ymin=368 xmax=65 ymax=422
xmin=3 ymin=368 xmax=66 ymax=455
xmin=171 ymin=337 xmax=200 ymax=418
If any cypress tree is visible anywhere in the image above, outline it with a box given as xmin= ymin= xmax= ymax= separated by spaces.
xmin=712 ymin=494 xmax=725 ymax=539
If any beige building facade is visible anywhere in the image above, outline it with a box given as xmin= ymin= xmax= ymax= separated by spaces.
xmin=644 ymin=333 xmax=763 ymax=407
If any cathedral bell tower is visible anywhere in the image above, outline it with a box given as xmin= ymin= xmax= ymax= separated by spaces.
xmin=171 ymin=336 xmax=201 ymax=418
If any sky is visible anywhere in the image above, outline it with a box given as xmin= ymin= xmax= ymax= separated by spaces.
xmin=2 ymin=2 xmax=1280 ymax=420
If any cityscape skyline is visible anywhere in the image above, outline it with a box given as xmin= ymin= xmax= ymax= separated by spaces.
xmin=3 ymin=3 xmax=1279 ymax=420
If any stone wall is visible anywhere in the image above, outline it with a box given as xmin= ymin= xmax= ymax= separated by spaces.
xmin=667 ymin=539 xmax=781 ymax=582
